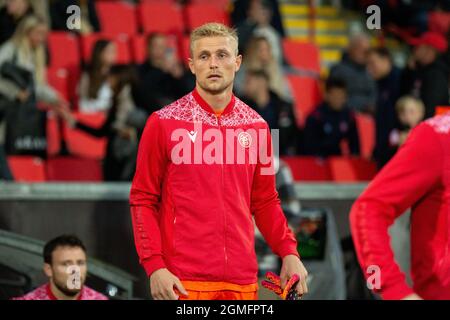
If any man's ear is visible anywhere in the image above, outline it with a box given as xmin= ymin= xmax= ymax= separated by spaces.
xmin=43 ymin=263 xmax=52 ymax=278
xmin=235 ymin=54 xmax=243 ymax=72
xmin=188 ymin=58 xmax=195 ymax=75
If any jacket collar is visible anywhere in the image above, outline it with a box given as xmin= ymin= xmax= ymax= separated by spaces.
xmin=192 ymin=88 xmax=235 ymax=116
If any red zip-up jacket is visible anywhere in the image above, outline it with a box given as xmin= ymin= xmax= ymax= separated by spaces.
xmin=129 ymin=89 xmax=299 ymax=285
xmin=350 ymin=112 xmax=450 ymax=299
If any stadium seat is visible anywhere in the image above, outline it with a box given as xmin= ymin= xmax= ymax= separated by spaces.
xmin=138 ymin=2 xmax=184 ymax=34
xmin=179 ymin=35 xmax=191 ymax=66
xmin=81 ymin=33 xmax=132 ymax=64
xmin=96 ymin=1 xmax=138 ymax=35
xmin=185 ymin=3 xmax=230 ymax=31
xmin=46 ymin=68 xmax=69 ymax=101
xmin=63 ymin=112 xmax=107 ymax=160
xmin=47 ymin=32 xmax=81 ymax=103
xmin=47 ymin=32 xmax=80 ymax=70
xmin=131 ymin=34 xmax=179 ymax=64
xmin=282 ymin=39 xmax=321 ymax=74
xmin=328 ymin=157 xmax=377 ymax=182
xmin=7 ymin=156 xmax=46 ymax=182
xmin=354 ymin=112 xmax=375 ymax=159
xmin=46 ymin=112 xmax=62 ymax=157
xmin=189 ymin=0 xmax=231 ymax=10
xmin=281 ymin=156 xmax=332 ymax=181
xmin=45 ymin=157 xmax=103 ymax=181
xmin=286 ymin=75 xmax=322 ymax=127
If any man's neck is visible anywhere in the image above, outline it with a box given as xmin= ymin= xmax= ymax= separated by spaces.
xmin=49 ymin=281 xmax=81 ymax=300
xmin=196 ymin=85 xmax=233 ymax=113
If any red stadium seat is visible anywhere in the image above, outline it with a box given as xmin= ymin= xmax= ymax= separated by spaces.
xmin=287 ymin=75 xmax=322 ymax=127
xmin=81 ymin=33 xmax=132 ymax=64
xmin=354 ymin=112 xmax=375 ymax=159
xmin=47 ymin=32 xmax=80 ymax=70
xmin=46 ymin=68 xmax=69 ymax=101
xmin=328 ymin=157 xmax=377 ymax=182
xmin=96 ymin=1 xmax=138 ymax=35
xmin=46 ymin=157 xmax=103 ymax=181
xmin=281 ymin=156 xmax=332 ymax=181
xmin=63 ymin=112 xmax=107 ymax=160
xmin=138 ymin=2 xmax=184 ymax=34
xmin=47 ymin=32 xmax=81 ymax=103
xmin=282 ymin=39 xmax=321 ymax=74
xmin=179 ymin=35 xmax=191 ymax=66
xmin=131 ymin=34 xmax=180 ymax=64
xmin=7 ymin=156 xmax=46 ymax=182
xmin=185 ymin=3 xmax=230 ymax=31
xmin=47 ymin=112 xmax=62 ymax=157
xmin=189 ymin=0 xmax=231 ymax=10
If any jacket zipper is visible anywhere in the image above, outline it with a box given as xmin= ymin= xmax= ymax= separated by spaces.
xmin=216 ymin=114 xmax=228 ymax=280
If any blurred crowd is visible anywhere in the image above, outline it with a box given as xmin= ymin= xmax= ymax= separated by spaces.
xmin=1 ymin=0 xmax=450 ymax=181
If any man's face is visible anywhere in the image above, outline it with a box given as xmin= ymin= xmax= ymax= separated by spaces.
xmin=326 ymin=87 xmax=347 ymax=111
xmin=44 ymin=246 xmax=87 ymax=297
xmin=244 ymin=74 xmax=268 ymax=98
xmin=189 ymin=36 xmax=242 ymax=95
xmin=367 ymin=53 xmax=391 ymax=80
xmin=413 ymin=45 xmax=437 ymax=65
xmin=349 ymin=38 xmax=370 ymax=65
xmin=149 ymin=35 xmax=167 ymax=62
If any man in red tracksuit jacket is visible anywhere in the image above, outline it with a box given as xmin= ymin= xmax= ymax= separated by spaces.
xmin=129 ymin=23 xmax=308 ymax=300
xmin=350 ymin=111 xmax=450 ymax=300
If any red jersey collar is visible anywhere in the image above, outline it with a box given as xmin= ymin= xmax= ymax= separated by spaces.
xmin=192 ymin=88 xmax=235 ymax=116
xmin=46 ymin=283 xmax=83 ymax=300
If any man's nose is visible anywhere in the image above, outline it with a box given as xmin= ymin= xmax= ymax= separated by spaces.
xmin=209 ymin=56 xmax=219 ymax=68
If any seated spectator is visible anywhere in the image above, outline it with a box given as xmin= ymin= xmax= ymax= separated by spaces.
xmin=367 ymin=47 xmax=402 ymax=168
xmin=329 ymin=33 xmax=376 ymax=113
xmin=0 ymin=0 xmax=34 ymax=45
xmin=303 ymin=78 xmax=360 ymax=157
xmin=235 ymin=35 xmax=291 ymax=102
xmin=50 ymin=0 xmax=99 ymax=34
xmin=401 ymin=31 xmax=449 ymax=119
xmin=389 ymin=96 xmax=425 ymax=148
xmin=78 ymin=39 xmax=117 ymax=113
xmin=236 ymin=0 xmax=283 ymax=65
xmin=240 ymin=69 xmax=297 ymax=155
xmin=58 ymin=65 xmax=146 ymax=181
xmin=135 ymin=33 xmax=193 ymax=114
xmin=0 ymin=15 xmax=68 ymax=164
xmin=13 ymin=235 xmax=108 ymax=300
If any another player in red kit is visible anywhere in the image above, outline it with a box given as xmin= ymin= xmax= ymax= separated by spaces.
xmin=129 ymin=23 xmax=308 ymax=300
xmin=350 ymin=111 xmax=450 ymax=299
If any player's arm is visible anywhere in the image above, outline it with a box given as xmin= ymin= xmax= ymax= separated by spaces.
xmin=129 ymin=113 xmax=187 ymax=300
xmin=350 ymin=122 xmax=443 ymax=299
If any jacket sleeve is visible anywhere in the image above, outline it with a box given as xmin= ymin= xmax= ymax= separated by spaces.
xmin=129 ymin=113 xmax=169 ymax=277
xmin=252 ymin=125 xmax=299 ymax=259
xmin=349 ymin=122 xmax=443 ymax=299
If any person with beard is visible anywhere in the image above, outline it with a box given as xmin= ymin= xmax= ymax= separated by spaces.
xmin=13 ymin=235 xmax=107 ymax=300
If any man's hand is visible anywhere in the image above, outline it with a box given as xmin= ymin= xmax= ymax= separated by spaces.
xmin=149 ymin=268 xmax=188 ymax=300
xmin=280 ymin=255 xmax=308 ymax=296
xmin=402 ymin=293 xmax=423 ymax=300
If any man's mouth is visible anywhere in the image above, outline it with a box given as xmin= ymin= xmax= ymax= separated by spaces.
xmin=208 ymin=74 xmax=221 ymax=79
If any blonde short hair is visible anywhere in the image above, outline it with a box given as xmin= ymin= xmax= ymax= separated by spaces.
xmin=190 ymin=22 xmax=239 ymax=57
xmin=395 ymin=96 xmax=425 ymax=115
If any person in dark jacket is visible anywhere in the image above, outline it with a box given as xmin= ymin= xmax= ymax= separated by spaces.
xmin=401 ymin=31 xmax=449 ymax=119
xmin=367 ymin=47 xmax=402 ymax=168
xmin=239 ymin=69 xmax=297 ymax=155
xmin=134 ymin=33 xmax=194 ymax=114
xmin=303 ymin=78 xmax=360 ymax=157
xmin=57 ymin=65 xmax=147 ymax=181
xmin=329 ymin=33 xmax=377 ymax=114
xmin=0 ymin=0 xmax=34 ymax=45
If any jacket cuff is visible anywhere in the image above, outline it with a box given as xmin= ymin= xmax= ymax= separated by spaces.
xmin=278 ymin=244 xmax=301 ymax=260
xmin=142 ymin=256 xmax=166 ymax=277
xmin=380 ymin=282 xmax=415 ymax=300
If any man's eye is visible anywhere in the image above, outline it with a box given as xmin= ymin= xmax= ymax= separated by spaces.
xmin=200 ymin=55 xmax=207 ymax=60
